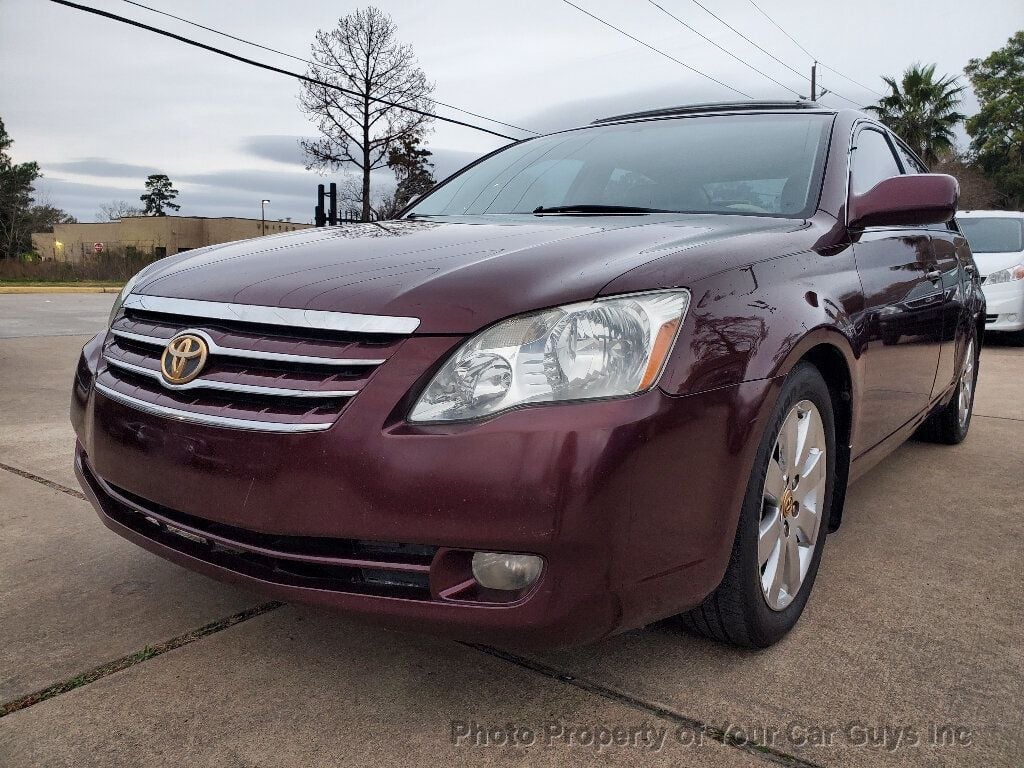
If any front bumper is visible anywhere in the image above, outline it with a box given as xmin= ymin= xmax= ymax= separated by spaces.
xmin=72 ymin=332 xmax=780 ymax=648
xmin=981 ymin=279 xmax=1024 ymax=332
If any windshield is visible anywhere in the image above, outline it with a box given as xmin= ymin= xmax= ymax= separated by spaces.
xmin=958 ymin=217 xmax=1024 ymax=253
xmin=409 ymin=113 xmax=832 ymax=218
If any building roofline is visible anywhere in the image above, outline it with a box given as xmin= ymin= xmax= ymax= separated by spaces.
xmin=51 ymin=215 xmax=305 ymax=227
xmin=117 ymin=214 xmax=303 ymax=223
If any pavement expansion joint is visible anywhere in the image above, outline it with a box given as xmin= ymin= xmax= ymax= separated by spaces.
xmin=973 ymin=413 xmax=1024 ymax=422
xmin=0 ymin=603 xmax=283 ymax=719
xmin=464 ymin=643 xmax=825 ymax=768
xmin=0 ymin=462 xmax=86 ymax=500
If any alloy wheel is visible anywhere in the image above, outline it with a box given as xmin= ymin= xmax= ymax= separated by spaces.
xmin=758 ymin=400 xmax=827 ymax=611
xmin=958 ymin=340 xmax=975 ymax=430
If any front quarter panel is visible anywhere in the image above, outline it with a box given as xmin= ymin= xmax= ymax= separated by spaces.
xmin=620 ymin=226 xmax=864 ymax=397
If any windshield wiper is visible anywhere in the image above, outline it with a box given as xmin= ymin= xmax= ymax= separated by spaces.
xmin=532 ymin=204 xmax=675 ymax=215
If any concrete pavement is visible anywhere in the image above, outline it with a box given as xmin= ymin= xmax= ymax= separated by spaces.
xmin=531 ymin=411 xmax=1024 ymax=767
xmin=0 ymin=334 xmax=110 ymax=488
xmin=1 ymin=606 xmax=769 ymax=768
xmin=0 ymin=470 xmax=259 ymax=703
xmin=0 ymin=293 xmax=1021 ymax=766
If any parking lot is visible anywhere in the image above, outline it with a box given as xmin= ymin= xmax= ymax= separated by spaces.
xmin=0 ymin=292 xmax=1020 ymax=767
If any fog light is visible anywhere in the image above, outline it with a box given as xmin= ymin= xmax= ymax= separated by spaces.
xmin=1009 ymin=313 xmax=1019 ymax=323
xmin=471 ymin=552 xmax=543 ymax=590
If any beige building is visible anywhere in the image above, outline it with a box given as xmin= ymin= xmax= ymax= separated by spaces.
xmin=32 ymin=215 xmax=312 ymax=263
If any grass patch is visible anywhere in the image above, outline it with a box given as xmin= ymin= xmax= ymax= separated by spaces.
xmin=1 ymin=251 xmax=160 ymax=283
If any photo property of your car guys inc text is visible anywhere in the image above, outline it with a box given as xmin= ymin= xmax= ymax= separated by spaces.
xmin=1 ymin=1 xmax=1022 ymax=766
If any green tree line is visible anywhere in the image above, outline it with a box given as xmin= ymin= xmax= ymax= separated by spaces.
xmin=867 ymin=31 xmax=1023 ymax=209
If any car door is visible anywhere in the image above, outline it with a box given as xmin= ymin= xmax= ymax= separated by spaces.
xmin=851 ymin=126 xmax=944 ymax=454
xmin=890 ymin=136 xmax=970 ymax=399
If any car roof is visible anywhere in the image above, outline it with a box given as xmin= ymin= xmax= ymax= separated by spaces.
xmin=592 ymin=100 xmax=836 ymax=124
xmin=957 ymin=210 xmax=1024 ymax=219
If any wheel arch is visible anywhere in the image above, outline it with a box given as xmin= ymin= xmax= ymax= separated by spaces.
xmin=775 ymin=332 xmax=856 ymax=532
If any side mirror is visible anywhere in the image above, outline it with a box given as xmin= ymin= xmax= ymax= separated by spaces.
xmin=848 ymin=174 xmax=959 ymax=230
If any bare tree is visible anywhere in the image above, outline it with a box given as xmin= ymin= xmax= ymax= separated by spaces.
xmin=374 ymin=192 xmax=400 ymax=221
xmin=299 ymin=7 xmax=434 ymax=222
xmin=325 ymin=173 xmax=387 ymax=221
xmin=96 ymin=200 xmax=143 ymax=222
xmin=335 ymin=174 xmax=364 ymax=219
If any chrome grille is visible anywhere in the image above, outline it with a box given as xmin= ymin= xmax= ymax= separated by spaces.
xmin=97 ymin=296 xmax=415 ymax=432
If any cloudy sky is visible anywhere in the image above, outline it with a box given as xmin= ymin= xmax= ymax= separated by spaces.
xmin=2 ymin=0 xmax=1019 ymax=224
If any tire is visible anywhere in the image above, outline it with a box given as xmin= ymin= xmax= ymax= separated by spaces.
xmin=680 ymin=362 xmax=836 ymax=648
xmin=916 ymin=333 xmax=979 ymax=445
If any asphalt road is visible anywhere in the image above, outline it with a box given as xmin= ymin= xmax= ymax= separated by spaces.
xmin=0 ymin=293 xmax=117 ymax=338
xmin=0 ymin=293 xmax=1021 ymax=767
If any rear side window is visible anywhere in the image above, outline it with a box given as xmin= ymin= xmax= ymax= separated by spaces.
xmin=851 ymin=129 xmax=901 ymax=195
xmin=892 ymin=140 xmax=928 ymax=174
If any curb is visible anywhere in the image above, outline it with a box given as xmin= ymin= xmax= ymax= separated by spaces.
xmin=0 ymin=286 xmax=124 ymax=294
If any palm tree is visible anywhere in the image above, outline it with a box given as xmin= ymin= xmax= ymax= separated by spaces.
xmin=866 ymin=63 xmax=966 ymax=165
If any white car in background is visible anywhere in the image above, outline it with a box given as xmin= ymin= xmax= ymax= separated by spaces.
xmin=957 ymin=210 xmax=1024 ymax=341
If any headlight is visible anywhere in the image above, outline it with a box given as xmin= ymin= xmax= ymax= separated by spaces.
xmin=107 ymin=272 xmax=141 ymax=327
xmin=409 ymin=290 xmax=690 ymax=423
xmin=985 ymin=264 xmax=1024 ymax=285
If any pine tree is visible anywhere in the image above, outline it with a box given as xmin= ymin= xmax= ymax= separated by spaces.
xmin=140 ymin=174 xmax=181 ymax=216
xmin=0 ymin=117 xmax=41 ymax=259
xmin=388 ymin=134 xmax=436 ymax=212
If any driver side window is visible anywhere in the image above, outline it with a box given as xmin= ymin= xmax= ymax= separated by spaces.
xmin=851 ymin=129 xmax=901 ymax=195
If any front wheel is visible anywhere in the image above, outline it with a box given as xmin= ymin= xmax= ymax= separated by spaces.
xmin=680 ymin=363 xmax=835 ymax=648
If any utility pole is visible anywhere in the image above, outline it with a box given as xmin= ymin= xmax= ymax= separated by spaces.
xmin=810 ymin=61 xmax=817 ymax=101
xmin=261 ymin=199 xmax=270 ymax=236
xmin=315 ymin=185 xmax=326 ymax=226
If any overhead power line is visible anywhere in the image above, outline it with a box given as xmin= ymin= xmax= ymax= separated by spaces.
xmin=743 ymin=0 xmax=884 ymax=98
xmin=817 ymin=62 xmax=883 ymax=99
xmin=644 ymin=0 xmax=802 ymax=98
xmin=558 ymin=0 xmax=752 ymax=98
xmin=679 ymin=0 xmax=858 ymax=106
xmin=686 ymin=0 xmax=811 ymax=84
xmin=47 ymin=0 xmax=520 ymax=141
xmin=120 ymin=0 xmax=540 ymax=136
xmin=744 ymin=0 xmax=815 ymax=59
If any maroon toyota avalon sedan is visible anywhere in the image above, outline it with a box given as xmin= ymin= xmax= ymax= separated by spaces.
xmin=72 ymin=102 xmax=984 ymax=648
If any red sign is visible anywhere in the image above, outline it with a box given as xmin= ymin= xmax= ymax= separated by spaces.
xmin=93 ymin=242 xmax=104 ymax=254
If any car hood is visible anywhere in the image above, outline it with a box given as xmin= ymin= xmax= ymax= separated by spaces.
xmin=972 ymin=250 xmax=1024 ymax=277
xmin=135 ymin=215 xmax=803 ymax=334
